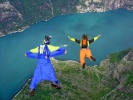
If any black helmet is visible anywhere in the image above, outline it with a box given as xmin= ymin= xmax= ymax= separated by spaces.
xmin=82 ymin=34 xmax=88 ymax=39
xmin=43 ymin=35 xmax=52 ymax=44
xmin=45 ymin=35 xmax=51 ymax=40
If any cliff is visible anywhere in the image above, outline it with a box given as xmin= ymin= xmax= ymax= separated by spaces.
xmin=0 ymin=0 xmax=133 ymax=36
xmin=12 ymin=48 xmax=133 ymax=100
xmin=76 ymin=0 xmax=133 ymax=13
xmin=100 ymin=48 xmax=133 ymax=99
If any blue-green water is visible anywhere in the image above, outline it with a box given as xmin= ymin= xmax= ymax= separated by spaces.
xmin=0 ymin=9 xmax=133 ymax=100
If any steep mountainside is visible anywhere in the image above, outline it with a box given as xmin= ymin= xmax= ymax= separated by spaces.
xmin=12 ymin=48 xmax=133 ymax=100
xmin=0 ymin=0 xmax=133 ymax=36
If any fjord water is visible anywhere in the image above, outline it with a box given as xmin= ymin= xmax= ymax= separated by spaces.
xmin=0 ymin=9 xmax=133 ymax=99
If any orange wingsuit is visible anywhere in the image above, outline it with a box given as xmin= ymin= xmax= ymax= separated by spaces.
xmin=68 ymin=34 xmax=101 ymax=69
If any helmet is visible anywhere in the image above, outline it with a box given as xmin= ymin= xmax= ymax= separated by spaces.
xmin=43 ymin=35 xmax=52 ymax=44
xmin=82 ymin=34 xmax=88 ymax=39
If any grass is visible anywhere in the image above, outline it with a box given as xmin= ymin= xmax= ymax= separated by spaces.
xmin=12 ymin=60 xmax=113 ymax=100
xmin=104 ymin=90 xmax=133 ymax=100
xmin=124 ymin=71 xmax=133 ymax=86
xmin=12 ymin=48 xmax=133 ymax=100
xmin=109 ymin=48 xmax=131 ymax=63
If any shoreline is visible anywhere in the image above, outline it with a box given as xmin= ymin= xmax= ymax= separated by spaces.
xmin=11 ymin=79 xmax=31 ymax=100
xmin=0 ymin=17 xmax=54 ymax=38
xmin=0 ymin=9 xmax=119 ymax=38
xmin=0 ymin=8 xmax=132 ymax=38
xmin=0 ymin=26 xmax=30 ymax=38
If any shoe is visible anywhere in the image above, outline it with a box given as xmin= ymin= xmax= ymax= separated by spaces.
xmin=82 ymin=63 xmax=85 ymax=69
xmin=90 ymin=56 xmax=96 ymax=61
xmin=30 ymin=89 xmax=35 ymax=97
xmin=51 ymin=83 xmax=61 ymax=89
xmin=56 ymin=85 xmax=61 ymax=89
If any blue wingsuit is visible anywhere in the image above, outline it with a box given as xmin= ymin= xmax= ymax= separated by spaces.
xmin=25 ymin=44 xmax=66 ymax=90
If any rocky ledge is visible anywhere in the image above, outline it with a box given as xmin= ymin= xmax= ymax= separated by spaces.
xmin=12 ymin=48 xmax=133 ymax=100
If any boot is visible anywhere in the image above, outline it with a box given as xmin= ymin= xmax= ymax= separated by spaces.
xmin=90 ymin=56 xmax=96 ymax=61
xmin=51 ymin=83 xmax=61 ymax=89
xmin=82 ymin=63 xmax=85 ymax=69
xmin=30 ymin=89 xmax=35 ymax=97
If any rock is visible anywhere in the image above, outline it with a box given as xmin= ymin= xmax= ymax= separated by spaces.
xmin=1 ymin=0 xmax=133 ymax=36
xmin=100 ymin=56 xmax=110 ymax=69
xmin=76 ymin=0 xmax=133 ymax=13
xmin=100 ymin=48 xmax=133 ymax=95
xmin=123 ymin=49 xmax=133 ymax=61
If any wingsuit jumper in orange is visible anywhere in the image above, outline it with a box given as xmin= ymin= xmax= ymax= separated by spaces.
xmin=68 ymin=35 xmax=100 ymax=68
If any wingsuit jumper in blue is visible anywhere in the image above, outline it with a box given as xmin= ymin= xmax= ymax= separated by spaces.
xmin=25 ymin=44 xmax=66 ymax=90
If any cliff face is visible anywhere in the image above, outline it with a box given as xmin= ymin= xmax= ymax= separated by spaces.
xmin=0 ymin=0 xmax=79 ymax=36
xmin=0 ymin=1 xmax=24 ymax=37
xmin=12 ymin=48 xmax=133 ymax=100
xmin=100 ymin=48 xmax=133 ymax=99
xmin=76 ymin=0 xmax=133 ymax=12
xmin=0 ymin=0 xmax=133 ymax=36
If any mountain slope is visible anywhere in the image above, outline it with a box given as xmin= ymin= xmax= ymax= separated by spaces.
xmin=12 ymin=60 xmax=111 ymax=100
xmin=1 ymin=0 xmax=133 ymax=36
xmin=12 ymin=48 xmax=133 ymax=100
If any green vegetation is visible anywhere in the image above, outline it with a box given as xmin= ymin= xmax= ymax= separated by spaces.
xmin=1 ymin=0 xmax=133 ymax=35
xmin=1 ymin=0 xmax=80 ymax=35
xmin=9 ymin=0 xmax=79 ymax=28
xmin=12 ymin=60 xmax=112 ymax=100
xmin=104 ymin=90 xmax=133 ymax=100
xmin=12 ymin=48 xmax=133 ymax=100
xmin=124 ymin=71 xmax=133 ymax=86
xmin=109 ymin=48 xmax=131 ymax=63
